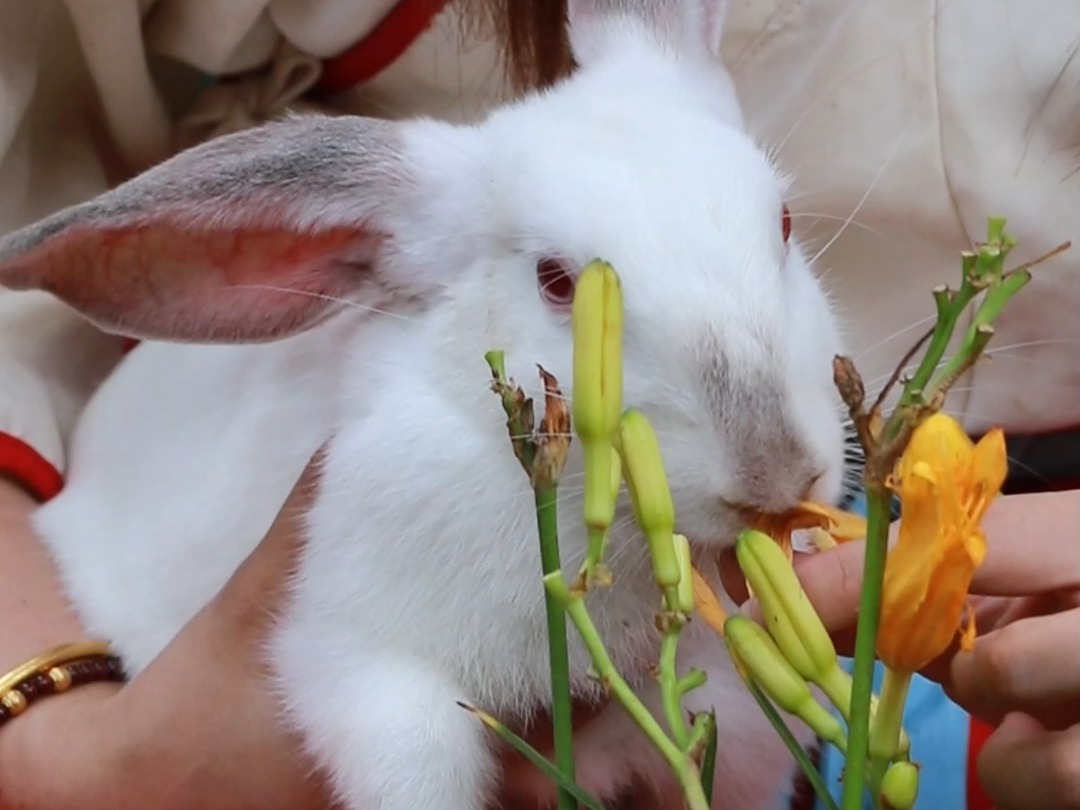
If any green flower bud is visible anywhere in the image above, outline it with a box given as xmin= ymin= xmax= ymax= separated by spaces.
xmin=572 ymin=260 xmax=624 ymax=537
xmin=725 ymin=616 xmax=847 ymax=751
xmin=880 ymin=761 xmax=919 ymax=810
xmin=735 ymin=529 xmax=838 ymax=682
xmin=618 ymin=409 xmax=679 ymax=594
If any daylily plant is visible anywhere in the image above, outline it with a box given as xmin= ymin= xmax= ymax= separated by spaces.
xmin=480 ymin=217 xmax=1058 ymax=810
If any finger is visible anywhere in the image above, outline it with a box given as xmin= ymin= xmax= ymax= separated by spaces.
xmin=734 ymin=541 xmax=865 ymax=656
xmin=918 ymin=594 xmax=1039 ymax=686
xmin=948 ymin=608 xmax=1080 ymax=729
xmin=977 ymin=714 xmax=1080 ymax=810
xmin=784 ymin=537 xmax=868 ymax=633
xmin=970 ymin=490 xmax=1080 ymax=597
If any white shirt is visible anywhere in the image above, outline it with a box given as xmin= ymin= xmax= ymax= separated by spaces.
xmin=1 ymin=0 xmax=1077 ymax=483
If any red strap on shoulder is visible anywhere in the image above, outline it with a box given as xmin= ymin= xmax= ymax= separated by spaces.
xmin=311 ymin=0 xmax=453 ymax=97
xmin=966 ymin=715 xmax=995 ymax=810
xmin=0 ymin=432 xmax=64 ymax=502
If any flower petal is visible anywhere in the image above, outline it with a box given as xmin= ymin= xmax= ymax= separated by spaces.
xmin=877 ymin=413 xmax=1004 ymax=673
xmin=691 ymin=564 xmax=729 ymax=638
xmin=797 ymin=500 xmax=868 ymax=541
xmin=959 ymin=600 xmax=978 ymax=653
xmin=966 ymin=427 xmax=1008 ymax=521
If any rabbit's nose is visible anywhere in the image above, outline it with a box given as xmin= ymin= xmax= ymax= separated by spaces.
xmin=730 ymin=464 xmax=827 ymax=516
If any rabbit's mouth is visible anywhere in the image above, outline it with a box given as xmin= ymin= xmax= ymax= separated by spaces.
xmin=745 ymin=501 xmax=867 ymax=560
xmin=678 ymin=501 xmax=862 ymax=561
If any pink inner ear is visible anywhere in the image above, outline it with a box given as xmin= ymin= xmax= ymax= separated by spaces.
xmin=7 ymin=224 xmax=375 ymax=342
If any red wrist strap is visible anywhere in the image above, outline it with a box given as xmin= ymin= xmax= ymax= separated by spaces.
xmin=0 ymin=432 xmax=64 ymax=502
xmin=311 ymin=0 xmax=452 ymax=97
xmin=966 ymin=715 xmax=994 ymax=810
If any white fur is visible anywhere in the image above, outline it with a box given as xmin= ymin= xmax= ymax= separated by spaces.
xmin=30 ymin=2 xmax=844 ymax=808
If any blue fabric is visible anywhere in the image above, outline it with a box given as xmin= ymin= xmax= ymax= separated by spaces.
xmin=810 ymin=664 xmax=970 ymax=809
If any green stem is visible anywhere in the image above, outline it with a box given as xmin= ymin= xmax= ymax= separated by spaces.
xmin=546 ymin=573 xmax=710 ymax=810
xmin=868 ymin=669 xmax=913 ymax=804
xmin=659 ymin=629 xmax=691 ymax=749
xmin=926 ymin=269 xmax=1030 ymax=395
xmin=578 ymin=441 xmax=615 ymax=582
xmin=535 ymin=486 xmax=577 ymax=810
xmin=458 ymin=703 xmax=606 ymax=810
xmin=678 ymin=668 xmax=708 ymax=696
xmin=743 ymin=679 xmax=841 ymax=810
xmin=882 ymin=282 xmax=975 ymax=443
xmin=816 ymin=665 xmax=854 ymax=718
xmin=817 ymin=665 xmax=910 ymax=758
xmin=840 ymin=483 xmax=893 ymax=810
xmin=698 ymin=713 xmax=719 ymax=806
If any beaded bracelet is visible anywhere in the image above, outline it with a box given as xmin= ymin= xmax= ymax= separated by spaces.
xmin=0 ymin=641 xmax=125 ymax=727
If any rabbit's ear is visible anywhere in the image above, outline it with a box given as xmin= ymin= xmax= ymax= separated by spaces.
xmin=567 ymin=0 xmax=731 ymax=63
xmin=0 ymin=114 xmax=461 ymax=343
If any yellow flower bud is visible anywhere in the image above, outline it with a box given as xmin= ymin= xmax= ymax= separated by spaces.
xmin=672 ymin=534 xmax=695 ymax=614
xmin=618 ymin=409 xmax=679 ymax=594
xmin=880 ymin=761 xmax=919 ymax=810
xmin=725 ymin=616 xmax=847 ymax=751
xmin=572 ymin=260 xmax=624 ymax=538
xmin=735 ymin=529 xmax=838 ymax=682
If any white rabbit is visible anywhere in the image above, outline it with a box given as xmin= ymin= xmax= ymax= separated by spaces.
xmin=0 ymin=1 xmax=851 ymax=808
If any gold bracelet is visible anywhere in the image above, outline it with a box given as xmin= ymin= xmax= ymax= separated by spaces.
xmin=0 ymin=641 xmax=125 ymax=727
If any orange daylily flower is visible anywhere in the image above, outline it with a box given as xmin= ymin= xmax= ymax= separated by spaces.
xmin=877 ymin=413 xmax=1007 ymax=673
xmin=754 ymin=500 xmax=868 ymax=560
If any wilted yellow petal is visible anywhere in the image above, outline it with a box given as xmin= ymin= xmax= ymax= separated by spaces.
xmin=690 ymin=564 xmax=728 ymax=638
xmin=751 ymin=501 xmax=867 ymax=562
xmin=807 ymin=527 xmax=837 ymax=552
xmin=795 ymin=501 xmax=869 ymax=542
xmin=958 ymin=602 xmax=978 ymax=653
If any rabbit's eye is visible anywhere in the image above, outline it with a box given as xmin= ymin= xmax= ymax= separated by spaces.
xmin=781 ymin=203 xmax=792 ymax=244
xmin=537 ymin=257 xmax=576 ymax=309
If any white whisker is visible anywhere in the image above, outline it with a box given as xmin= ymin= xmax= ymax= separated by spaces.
xmin=853 ymin=314 xmax=939 ymax=362
xmin=231 ymin=283 xmax=422 ymax=323
xmin=807 ymin=112 xmax=916 ymax=268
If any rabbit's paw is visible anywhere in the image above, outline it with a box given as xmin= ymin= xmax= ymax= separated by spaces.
xmin=276 ymin=645 xmax=496 ymax=810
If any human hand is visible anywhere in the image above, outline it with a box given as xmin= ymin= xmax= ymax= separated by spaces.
xmin=0 ymin=456 xmax=616 ymax=810
xmin=777 ymin=489 xmax=1080 ymax=810
xmin=0 ymin=453 xmax=334 ymax=810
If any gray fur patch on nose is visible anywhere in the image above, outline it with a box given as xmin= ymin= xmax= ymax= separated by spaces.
xmin=700 ymin=354 xmax=819 ymax=511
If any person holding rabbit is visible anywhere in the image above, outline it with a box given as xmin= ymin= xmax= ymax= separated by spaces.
xmin=0 ymin=1 xmax=1077 ymax=809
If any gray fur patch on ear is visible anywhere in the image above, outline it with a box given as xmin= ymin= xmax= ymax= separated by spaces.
xmin=0 ymin=113 xmax=407 ymax=273
xmin=0 ymin=113 xmax=435 ymax=344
